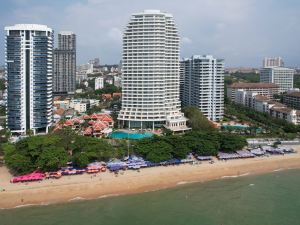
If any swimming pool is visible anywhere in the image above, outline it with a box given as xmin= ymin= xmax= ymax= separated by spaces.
xmin=222 ymin=125 xmax=249 ymax=129
xmin=110 ymin=131 xmax=154 ymax=139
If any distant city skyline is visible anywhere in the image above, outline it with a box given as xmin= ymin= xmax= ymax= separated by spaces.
xmin=1 ymin=0 xmax=300 ymax=67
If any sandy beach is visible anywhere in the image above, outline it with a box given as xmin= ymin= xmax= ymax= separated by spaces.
xmin=1 ymin=145 xmax=300 ymax=209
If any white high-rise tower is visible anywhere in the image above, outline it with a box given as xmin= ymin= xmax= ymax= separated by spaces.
xmin=5 ymin=24 xmax=53 ymax=134
xmin=118 ymin=10 xmax=188 ymax=131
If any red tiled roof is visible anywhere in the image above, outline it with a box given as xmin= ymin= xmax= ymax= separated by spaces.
xmin=64 ymin=120 xmax=74 ymax=126
xmin=84 ymin=127 xmax=93 ymax=135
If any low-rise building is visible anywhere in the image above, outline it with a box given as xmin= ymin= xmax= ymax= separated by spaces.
xmin=232 ymin=89 xmax=300 ymax=125
xmin=70 ymin=99 xmax=90 ymax=113
xmin=283 ymin=92 xmax=300 ymax=110
xmin=227 ymin=82 xmax=279 ymax=101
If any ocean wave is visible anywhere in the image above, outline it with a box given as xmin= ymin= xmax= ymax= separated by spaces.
xmin=68 ymin=197 xmax=86 ymax=202
xmin=221 ymin=173 xmax=250 ymax=179
xmin=14 ymin=204 xmax=40 ymax=208
xmin=97 ymin=194 xmax=119 ymax=199
xmin=273 ymin=168 xmax=284 ymax=172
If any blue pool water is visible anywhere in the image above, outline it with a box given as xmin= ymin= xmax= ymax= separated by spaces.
xmin=110 ymin=131 xmax=153 ymax=139
xmin=222 ymin=125 xmax=249 ymax=129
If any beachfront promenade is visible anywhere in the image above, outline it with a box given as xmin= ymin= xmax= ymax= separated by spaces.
xmin=1 ymin=145 xmax=300 ymax=209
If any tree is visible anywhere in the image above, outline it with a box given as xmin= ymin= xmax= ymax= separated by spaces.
xmin=36 ymin=146 xmax=69 ymax=171
xmin=183 ymin=107 xmax=215 ymax=131
xmin=219 ymin=134 xmax=247 ymax=152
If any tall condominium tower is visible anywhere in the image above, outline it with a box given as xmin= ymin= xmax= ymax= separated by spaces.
xmin=53 ymin=31 xmax=76 ymax=95
xmin=260 ymin=67 xmax=294 ymax=93
xmin=263 ymin=57 xmax=284 ymax=68
xmin=118 ymin=10 xmax=188 ymax=131
xmin=180 ymin=55 xmax=224 ymax=121
xmin=5 ymin=24 xmax=53 ymax=134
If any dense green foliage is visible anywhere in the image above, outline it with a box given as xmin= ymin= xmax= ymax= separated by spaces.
xmin=224 ymin=72 xmax=260 ymax=86
xmin=3 ymin=128 xmax=127 ymax=175
xmin=95 ymin=83 xmax=121 ymax=95
xmin=0 ymin=106 xmax=5 ymax=116
xmin=225 ymin=101 xmax=300 ymax=138
xmin=293 ymin=74 xmax=300 ymax=89
xmin=3 ymin=127 xmax=248 ymax=174
xmin=183 ymin=107 xmax=215 ymax=130
xmin=231 ymin=72 xmax=260 ymax=83
xmin=0 ymin=79 xmax=5 ymax=91
xmin=134 ymin=131 xmax=247 ymax=162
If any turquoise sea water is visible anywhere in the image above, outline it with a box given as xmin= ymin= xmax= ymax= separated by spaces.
xmin=110 ymin=131 xmax=153 ymax=139
xmin=1 ymin=169 xmax=300 ymax=225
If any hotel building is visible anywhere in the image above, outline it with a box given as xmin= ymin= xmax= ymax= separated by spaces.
xmin=5 ymin=24 xmax=53 ymax=134
xmin=260 ymin=67 xmax=295 ymax=93
xmin=53 ymin=31 xmax=76 ymax=95
xmin=118 ymin=10 xmax=188 ymax=131
xmin=227 ymin=82 xmax=279 ymax=102
xmin=180 ymin=55 xmax=224 ymax=121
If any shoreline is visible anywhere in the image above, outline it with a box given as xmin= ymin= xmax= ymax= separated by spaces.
xmin=1 ymin=146 xmax=300 ymax=209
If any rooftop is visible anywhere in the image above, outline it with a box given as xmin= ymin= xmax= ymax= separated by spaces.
xmin=270 ymin=107 xmax=294 ymax=114
xmin=285 ymin=92 xmax=300 ymax=98
xmin=229 ymin=82 xmax=279 ymax=89
xmin=254 ymin=95 xmax=270 ymax=102
xmin=5 ymin=24 xmax=52 ymax=32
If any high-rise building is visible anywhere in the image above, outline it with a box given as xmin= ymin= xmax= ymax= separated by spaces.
xmin=118 ymin=10 xmax=188 ymax=131
xmin=260 ymin=67 xmax=295 ymax=93
xmin=263 ymin=57 xmax=284 ymax=68
xmin=180 ymin=55 xmax=224 ymax=121
xmin=5 ymin=24 xmax=53 ymax=134
xmin=95 ymin=77 xmax=104 ymax=90
xmin=53 ymin=31 xmax=76 ymax=95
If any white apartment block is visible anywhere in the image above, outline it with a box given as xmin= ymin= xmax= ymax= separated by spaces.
xmin=5 ymin=24 xmax=53 ymax=134
xmin=227 ymin=83 xmax=279 ymax=101
xmin=118 ymin=10 xmax=188 ymax=131
xmin=233 ymin=89 xmax=300 ymax=125
xmin=180 ymin=55 xmax=224 ymax=121
xmin=260 ymin=67 xmax=295 ymax=93
xmin=95 ymin=77 xmax=104 ymax=90
xmin=70 ymin=99 xmax=90 ymax=113
xmin=263 ymin=57 xmax=284 ymax=68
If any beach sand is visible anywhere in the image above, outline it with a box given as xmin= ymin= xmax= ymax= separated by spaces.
xmin=1 ymin=145 xmax=300 ymax=209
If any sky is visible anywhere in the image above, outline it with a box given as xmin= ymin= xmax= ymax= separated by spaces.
xmin=0 ymin=0 xmax=300 ymax=67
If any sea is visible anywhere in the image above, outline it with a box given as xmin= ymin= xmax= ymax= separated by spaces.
xmin=1 ymin=169 xmax=300 ymax=225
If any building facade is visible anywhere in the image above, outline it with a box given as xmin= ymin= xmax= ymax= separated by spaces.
xmin=118 ymin=10 xmax=188 ymax=131
xmin=53 ymin=31 xmax=76 ymax=95
xmin=263 ymin=57 xmax=284 ymax=68
xmin=232 ymin=90 xmax=300 ymax=125
xmin=180 ymin=55 xmax=224 ymax=121
xmin=283 ymin=92 xmax=300 ymax=110
xmin=260 ymin=67 xmax=294 ymax=93
xmin=76 ymin=63 xmax=93 ymax=84
xmin=95 ymin=77 xmax=104 ymax=90
xmin=5 ymin=24 xmax=53 ymax=134
xmin=227 ymin=82 xmax=279 ymax=102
